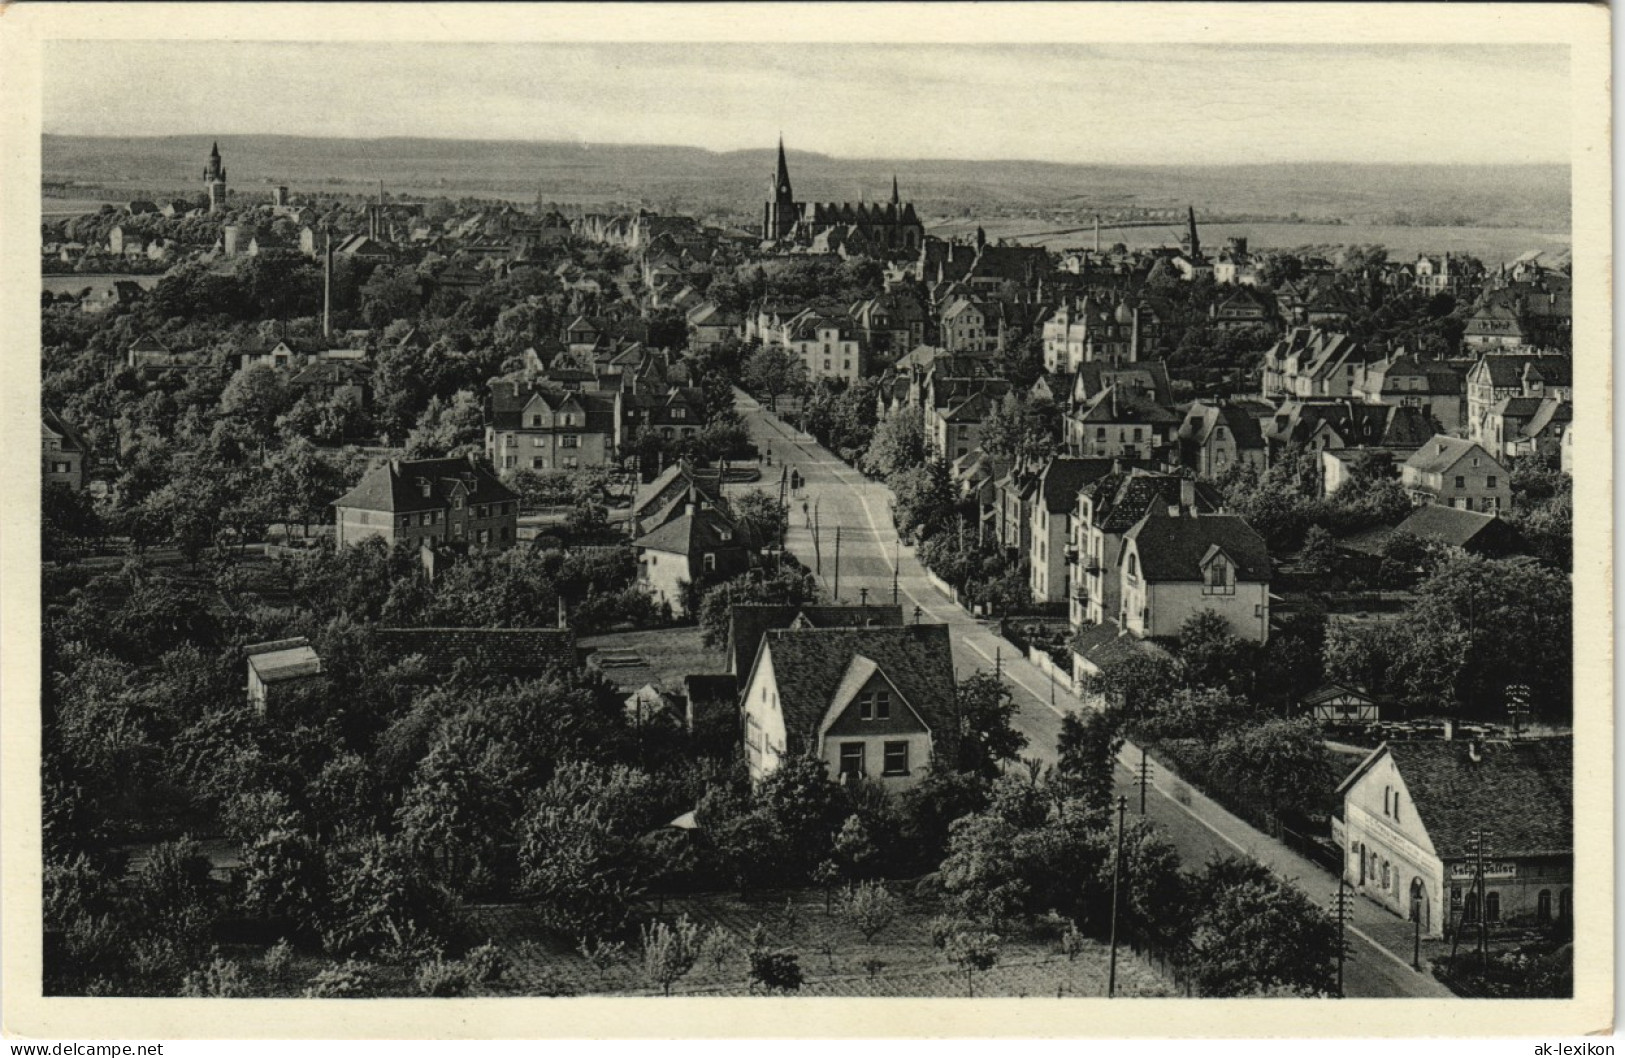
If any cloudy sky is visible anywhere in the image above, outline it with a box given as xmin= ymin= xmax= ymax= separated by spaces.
xmin=44 ymin=42 xmax=1570 ymax=166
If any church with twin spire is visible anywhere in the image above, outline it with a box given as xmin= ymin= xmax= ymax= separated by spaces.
xmin=761 ymin=138 xmax=924 ymax=255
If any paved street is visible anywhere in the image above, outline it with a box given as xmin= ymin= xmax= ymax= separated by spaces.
xmin=735 ymin=389 xmax=1454 ymax=999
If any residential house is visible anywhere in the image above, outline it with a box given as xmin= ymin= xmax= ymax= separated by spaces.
xmin=1176 ymin=402 xmax=1266 ymax=479
xmin=1351 ymin=353 xmax=1467 ymax=436
xmin=633 ymin=489 xmax=752 ymax=616
xmin=851 ymin=292 xmax=928 ymax=360
xmin=1335 ymin=504 xmax=1526 ymax=573
xmin=1483 ymin=396 xmax=1571 ymax=463
xmin=1301 ymin=683 xmax=1380 ymax=727
xmin=1263 ymin=400 xmax=1439 ymax=464
xmin=1336 ymin=738 xmax=1572 ymax=938
xmin=1073 ymin=471 xmax=1220 ymax=630
xmin=485 ymin=382 xmax=617 ymax=472
xmin=1041 ymin=297 xmax=1143 ymax=373
xmin=932 ymin=389 xmax=996 ymax=461
xmin=1028 ymin=457 xmax=1115 ymax=604
xmin=245 ymin=638 xmax=322 ymax=715
xmin=332 ymin=454 xmax=520 ymax=549
xmin=1413 ymin=253 xmax=1483 ymax=298
xmin=1118 ymin=508 xmax=1272 ymax=642
xmin=940 ymin=297 xmax=995 ymax=354
xmin=42 ymin=407 xmax=87 ymax=491
xmin=1260 ymin=329 xmax=1376 ymax=401
xmin=1209 ymin=287 xmax=1274 ymax=331
xmin=1066 ymin=385 xmax=1181 ymax=460
xmin=686 ymin=302 xmax=742 ymax=352
xmin=786 ymin=312 xmax=863 ymax=383
xmin=740 ymin=624 xmax=955 ymax=791
xmin=631 ymin=462 xmax=724 ymax=537
xmin=1400 ymin=436 xmax=1511 ymax=512
xmin=993 ymin=469 xmax=1038 ymax=557
xmin=1464 ymin=354 xmax=1573 ymax=446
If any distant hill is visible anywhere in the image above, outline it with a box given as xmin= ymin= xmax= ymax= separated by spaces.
xmin=42 ymin=134 xmax=1570 ymax=233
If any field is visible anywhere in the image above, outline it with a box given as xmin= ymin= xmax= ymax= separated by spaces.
xmin=43 ymin=135 xmax=1569 ymax=237
xmin=219 ymin=887 xmax=1178 ymax=998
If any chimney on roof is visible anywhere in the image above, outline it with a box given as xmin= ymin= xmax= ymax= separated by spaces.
xmin=1180 ymin=478 xmax=1196 ymax=513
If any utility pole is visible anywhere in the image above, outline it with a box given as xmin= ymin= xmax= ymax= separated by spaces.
xmin=1106 ymin=795 xmax=1128 ymax=998
xmin=1475 ymin=830 xmax=1490 ymax=978
xmin=859 ymin=587 xmax=868 ymax=607
xmin=892 ymin=535 xmax=900 ymax=604
xmin=833 ymin=526 xmax=842 ymax=601
xmin=1328 ymin=878 xmax=1353 ymax=998
xmin=1506 ymin=683 xmax=1531 ymax=738
xmin=812 ymin=500 xmax=821 ymax=576
xmin=1137 ymin=749 xmax=1151 ymax=815
xmin=994 ymin=645 xmax=1001 ymax=681
xmin=1412 ymin=885 xmax=1423 ymax=971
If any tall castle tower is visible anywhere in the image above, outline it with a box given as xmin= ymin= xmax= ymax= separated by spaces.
xmin=203 ymin=141 xmax=228 ymax=214
xmin=762 ymin=137 xmax=799 ymax=242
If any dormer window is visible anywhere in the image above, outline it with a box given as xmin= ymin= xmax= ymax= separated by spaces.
xmin=419 ymin=479 xmax=432 ymax=499
xmin=1204 ymin=554 xmax=1235 ymax=595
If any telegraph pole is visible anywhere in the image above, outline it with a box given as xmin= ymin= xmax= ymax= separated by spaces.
xmin=1328 ymin=877 xmax=1353 ymax=998
xmin=1476 ymin=830 xmax=1490 ymax=978
xmin=1106 ymin=795 xmax=1128 ymax=998
xmin=892 ymin=535 xmax=900 ymax=604
xmin=833 ymin=526 xmax=842 ymax=601
xmin=1506 ymin=683 xmax=1531 ymax=738
xmin=812 ymin=500 xmax=821 ymax=576
xmin=994 ymin=645 xmax=1001 ymax=681
xmin=1137 ymin=749 xmax=1151 ymax=815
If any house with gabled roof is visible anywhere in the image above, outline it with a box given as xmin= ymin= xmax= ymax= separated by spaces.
xmin=1484 ymin=395 xmax=1571 ymax=463
xmin=931 ymin=388 xmax=997 ymax=461
xmin=741 ymin=624 xmax=955 ymax=790
xmin=1336 ymin=737 xmax=1572 ymax=937
xmin=1065 ymin=385 xmax=1181 ymax=460
xmin=42 ymin=407 xmax=87 ymax=491
xmin=633 ymin=489 xmax=752 ymax=616
xmin=1400 ymin=436 xmax=1510 ymax=513
xmin=1118 ymin=508 xmax=1272 ymax=642
xmin=1465 ymin=353 xmax=1573 ymax=445
xmin=1073 ymin=469 xmax=1220 ymax=630
xmin=485 ymin=381 xmax=616 ymax=472
xmin=333 ymin=454 xmax=519 ymax=549
xmin=1177 ymin=401 xmax=1266 ymax=478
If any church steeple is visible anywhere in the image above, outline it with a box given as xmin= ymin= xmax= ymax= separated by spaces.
xmin=890 ymin=174 xmax=900 ymax=206
xmin=773 ymin=136 xmax=794 ymax=204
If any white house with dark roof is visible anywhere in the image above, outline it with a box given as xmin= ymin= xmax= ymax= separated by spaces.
xmin=1335 ymin=738 xmax=1572 ymax=938
xmin=1118 ymin=508 xmax=1272 ymax=642
xmin=1400 ymin=436 xmax=1511 ymax=512
xmin=741 ymin=624 xmax=955 ymax=791
xmin=484 ymin=382 xmax=616 ymax=472
xmin=633 ymin=490 xmax=752 ymax=616
xmin=42 ymin=407 xmax=87 ymax=491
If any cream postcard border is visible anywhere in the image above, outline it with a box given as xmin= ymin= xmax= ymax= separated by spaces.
xmin=0 ymin=2 xmax=1611 ymax=1040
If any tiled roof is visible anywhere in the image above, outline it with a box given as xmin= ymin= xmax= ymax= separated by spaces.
xmin=1341 ymin=739 xmax=1572 ymax=860
xmin=332 ymin=455 xmax=518 ymax=514
xmin=42 ymin=407 xmax=86 ymax=453
xmin=1036 ymin=456 xmax=1116 ymax=513
xmin=1475 ymin=354 xmax=1573 ymax=389
xmin=370 ymin=627 xmax=578 ymax=676
xmin=1125 ymin=510 xmax=1271 ymax=583
xmin=1390 ymin=504 xmax=1518 ymax=550
xmin=246 ymin=638 xmax=323 ymax=683
xmin=726 ymin=603 xmax=905 ymax=677
xmin=1072 ymin=622 xmax=1170 ymax=670
xmin=760 ymin=625 xmax=955 ymax=756
xmin=634 ymin=503 xmax=749 ymax=556
xmin=1088 ymin=469 xmax=1217 ymax=533
xmin=1403 ymin=436 xmax=1498 ymax=476
xmin=1521 ymin=398 xmax=1571 ymax=440
xmin=487 ymin=383 xmax=616 ymax=434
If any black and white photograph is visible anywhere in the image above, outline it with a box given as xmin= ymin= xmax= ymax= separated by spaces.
xmin=3 ymin=1 xmax=1611 ymax=1042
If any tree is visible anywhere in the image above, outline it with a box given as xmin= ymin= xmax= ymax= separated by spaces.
xmin=1175 ymin=610 xmax=1258 ymax=697
xmin=951 ymin=671 xmax=1028 ymax=779
xmin=859 ymin=410 xmax=926 ymax=480
xmin=402 ymin=390 xmax=484 ymax=458
xmin=977 ymin=393 xmax=1061 ymax=471
xmin=731 ymin=489 xmax=788 ymax=549
xmin=360 ymin=265 xmax=422 ymax=329
xmin=696 ymin=567 xmax=819 ymax=649
xmin=890 ymin=459 xmax=956 ymax=543
xmin=1055 ymin=710 xmax=1122 ymax=815
xmin=219 ymin=364 xmax=293 ymax=443
xmin=1299 ymin=525 xmax=1336 ymax=573
xmin=1185 ymin=858 xmax=1337 ymax=997
xmin=742 ymin=345 xmax=803 ymax=411
xmin=943 ymin=929 xmax=1001 ymax=997
xmin=1209 ymin=718 xmax=1337 ymax=826
xmin=639 ymin=915 xmax=703 ymax=996
xmin=838 ymin=881 xmax=900 ymax=945
xmin=1075 ymin=651 xmax=1183 ymax=714
xmin=753 ymin=754 xmax=848 ymax=882
xmin=746 ymin=949 xmax=803 ymax=994
xmin=43 ymin=482 xmax=102 ymax=562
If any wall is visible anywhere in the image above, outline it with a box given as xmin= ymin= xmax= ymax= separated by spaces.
xmin=641 ymin=546 xmax=693 ymax=617
xmin=819 ymin=730 xmax=932 ymax=791
xmin=742 ymin=647 xmax=787 ymax=782
xmin=1342 ymin=753 xmax=1444 ymax=934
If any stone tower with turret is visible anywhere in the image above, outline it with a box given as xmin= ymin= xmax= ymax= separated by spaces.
xmin=203 ymin=141 xmax=228 ymax=214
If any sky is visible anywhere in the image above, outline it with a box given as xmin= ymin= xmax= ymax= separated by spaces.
xmin=43 ymin=42 xmax=1571 ymax=166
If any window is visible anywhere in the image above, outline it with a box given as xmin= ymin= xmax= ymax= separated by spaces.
xmin=1455 ymin=475 xmax=1466 ymax=489
xmin=503 ymin=455 xmax=516 ymax=469
xmin=532 ymin=457 xmax=547 ymax=469
xmin=838 ymin=743 xmax=865 ymax=779
xmin=476 ymin=528 xmax=490 ymax=544
xmin=530 ymin=415 xmax=543 ymax=428
xmin=420 ymin=513 xmax=432 ymax=527
xmin=874 ymin=689 xmax=891 ymax=720
xmin=1383 ymin=786 xmax=1391 ymax=815
xmin=882 ymin=741 xmax=909 ymax=777
xmin=561 ymin=435 xmax=580 ymax=449
xmin=1127 ymin=553 xmax=1139 ymax=581
xmin=1204 ymin=555 xmax=1235 ymax=595
xmin=500 ymin=527 xmax=510 ymax=541
xmin=1487 ymin=475 xmax=1498 ymax=489
xmin=1484 ymin=892 xmax=1500 ymax=922
xmin=1133 ymin=428 xmax=1143 ymax=442
xmin=703 ymin=553 xmax=717 ymax=572
xmin=1537 ymin=890 xmax=1552 ymax=922
xmin=563 ymin=457 xmax=579 ymax=470
xmin=1394 ymin=795 xmax=1401 ymax=823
